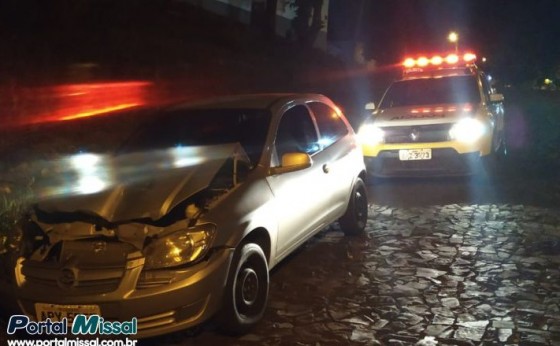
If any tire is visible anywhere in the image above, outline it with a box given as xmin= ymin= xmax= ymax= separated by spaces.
xmin=481 ymin=129 xmax=507 ymax=174
xmin=217 ymin=242 xmax=269 ymax=335
xmin=492 ymin=129 xmax=508 ymax=159
xmin=339 ymin=178 xmax=368 ymax=236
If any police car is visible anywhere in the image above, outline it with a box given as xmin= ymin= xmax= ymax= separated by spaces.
xmin=359 ymin=53 xmax=505 ymax=177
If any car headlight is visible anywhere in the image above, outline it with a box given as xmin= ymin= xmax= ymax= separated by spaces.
xmin=358 ymin=123 xmax=385 ymax=145
xmin=449 ymin=118 xmax=486 ymax=144
xmin=143 ymin=223 xmax=216 ymax=269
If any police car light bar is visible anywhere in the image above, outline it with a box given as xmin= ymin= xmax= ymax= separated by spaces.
xmin=403 ymin=53 xmax=477 ymax=68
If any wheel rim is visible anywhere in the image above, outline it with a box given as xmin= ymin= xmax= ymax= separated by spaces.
xmin=234 ymin=253 xmax=267 ymax=318
xmin=240 ymin=268 xmax=259 ymax=306
xmin=354 ymin=188 xmax=368 ymax=227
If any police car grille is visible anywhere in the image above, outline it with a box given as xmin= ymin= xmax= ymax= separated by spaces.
xmin=384 ymin=123 xmax=452 ymax=143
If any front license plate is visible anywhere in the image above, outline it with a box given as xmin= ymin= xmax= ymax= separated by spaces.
xmin=399 ymin=149 xmax=432 ymax=161
xmin=35 ymin=303 xmax=100 ymax=324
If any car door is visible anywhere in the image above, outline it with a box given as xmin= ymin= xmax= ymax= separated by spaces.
xmin=307 ymin=101 xmax=357 ymax=216
xmin=266 ymin=104 xmax=333 ymax=260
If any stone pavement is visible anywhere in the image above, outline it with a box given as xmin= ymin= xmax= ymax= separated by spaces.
xmin=2 ymin=203 xmax=560 ymax=345
xmin=150 ymin=203 xmax=560 ymax=345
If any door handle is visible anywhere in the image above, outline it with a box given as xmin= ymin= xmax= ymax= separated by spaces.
xmin=322 ymin=163 xmax=330 ymax=173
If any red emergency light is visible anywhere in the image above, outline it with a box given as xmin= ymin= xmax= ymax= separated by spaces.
xmin=403 ymin=53 xmax=477 ymax=68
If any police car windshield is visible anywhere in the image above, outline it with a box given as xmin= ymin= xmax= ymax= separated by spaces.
xmin=379 ymin=75 xmax=480 ymax=109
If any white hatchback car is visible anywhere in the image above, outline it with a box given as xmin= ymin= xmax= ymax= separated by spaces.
xmin=10 ymin=94 xmax=367 ymax=338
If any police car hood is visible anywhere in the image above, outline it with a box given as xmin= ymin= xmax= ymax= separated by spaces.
xmin=34 ymin=143 xmax=249 ymax=223
xmin=373 ymin=103 xmax=477 ymax=127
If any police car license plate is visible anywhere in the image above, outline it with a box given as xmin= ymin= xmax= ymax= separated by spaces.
xmin=399 ymin=149 xmax=432 ymax=161
xmin=35 ymin=303 xmax=100 ymax=324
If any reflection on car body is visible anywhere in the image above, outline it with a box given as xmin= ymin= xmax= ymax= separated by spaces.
xmin=10 ymin=93 xmax=367 ymax=338
xmin=359 ymin=53 xmax=506 ymax=177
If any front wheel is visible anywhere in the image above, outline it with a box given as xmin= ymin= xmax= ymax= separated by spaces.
xmin=492 ymin=129 xmax=508 ymax=159
xmin=339 ymin=178 xmax=368 ymax=236
xmin=216 ymin=242 xmax=269 ymax=335
xmin=481 ymin=130 xmax=508 ymax=175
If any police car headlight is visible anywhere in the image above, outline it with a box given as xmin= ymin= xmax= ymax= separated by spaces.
xmin=358 ymin=124 xmax=385 ymax=145
xmin=143 ymin=224 xmax=216 ymax=269
xmin=449 ymin=118 xmax=485 ymax=143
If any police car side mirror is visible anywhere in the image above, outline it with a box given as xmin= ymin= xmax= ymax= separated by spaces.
xmin=365 ymin=102 xmax=376 ymax=111
xmin=490 ymin=94 xmax=504 ymax=102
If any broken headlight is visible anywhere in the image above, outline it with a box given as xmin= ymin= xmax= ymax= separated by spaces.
xmin=143 ymin=223 xmax=216 ymax=269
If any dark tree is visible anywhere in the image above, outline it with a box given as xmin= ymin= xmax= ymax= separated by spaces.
xmin=289 ymin=0 xmax=324 ymax=46
xmin=265 ymin=0 xmax=279 ymax=38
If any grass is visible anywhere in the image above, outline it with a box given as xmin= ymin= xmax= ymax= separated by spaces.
xmin=504 ymin=89 xmax=560 ymax=162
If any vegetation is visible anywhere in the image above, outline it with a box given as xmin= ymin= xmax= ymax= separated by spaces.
xmin=286 ymin=0 xmax=324 ymax=46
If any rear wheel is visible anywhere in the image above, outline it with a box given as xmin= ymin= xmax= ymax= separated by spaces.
xmin=217 ymin=242 xmax=269 ymax=335
xmin=339 ymin=178 xmax=368 ymax=236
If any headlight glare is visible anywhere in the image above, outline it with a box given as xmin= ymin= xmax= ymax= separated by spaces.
xmin=358 ymin=124 xmax=385 ymax=145
xmin=449 ymin=118 xmax=485 ymax=143
xmin=143 ymin=223 xmax=216 ymax=269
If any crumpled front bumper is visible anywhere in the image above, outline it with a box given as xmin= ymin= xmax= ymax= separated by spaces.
xmin=15 ymin=247 xmax=234 ymax=339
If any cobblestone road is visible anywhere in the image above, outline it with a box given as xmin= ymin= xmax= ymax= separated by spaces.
xmin=143 ymin=202 xmax=560 ymax=346
xmin=2 ymin=158 xmax=559 ymax=345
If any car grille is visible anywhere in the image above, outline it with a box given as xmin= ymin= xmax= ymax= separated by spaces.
xmin=136 ymin=311 xmax=176 ymax=332
xmin=22 ymin=261 xmax=125 ymax=294
xmin=21 ymin=239 xmax=140 ymax=294
xmin=383 ymin=123 xmax=453 ymax=143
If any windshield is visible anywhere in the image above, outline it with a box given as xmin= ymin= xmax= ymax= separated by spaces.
xmin=120 ymin=108 xmax=271 ymax=166
xmin=379 ymin=75 xmax=481 ymax=109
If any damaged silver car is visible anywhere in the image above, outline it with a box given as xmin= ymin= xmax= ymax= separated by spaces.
xmin=11 ymin=94 xmax=368 ymax=338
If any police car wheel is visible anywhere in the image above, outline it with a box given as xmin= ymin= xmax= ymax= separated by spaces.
xmin=492 ymin=130 xmax=507 ymax=159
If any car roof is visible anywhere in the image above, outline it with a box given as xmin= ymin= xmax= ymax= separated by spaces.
xmin=173 ymin=93 xmax=329 ymax=110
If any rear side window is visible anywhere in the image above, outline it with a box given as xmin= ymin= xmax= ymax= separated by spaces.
xmin=308 ymin=102 xmax=348 ymax=148
xmin=480 ymin=73 xmax=494 ymax=101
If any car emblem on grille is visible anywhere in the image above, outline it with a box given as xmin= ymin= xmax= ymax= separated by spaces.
xmin=58 ymin=268 xmax=77 ymax=288
xmin=92 ymin=241 xmax=107 ymax=254
xmin=410 ymin=128 xmax=420 ymax=141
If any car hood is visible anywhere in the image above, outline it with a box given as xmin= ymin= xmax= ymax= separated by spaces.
xmin=35 ymin=143 xmax=248 ymax=223
xmin=373 ymin=103 xmax=477 ymax=126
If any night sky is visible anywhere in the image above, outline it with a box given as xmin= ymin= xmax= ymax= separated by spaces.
xmin=360 ymin=0 xmax=560 ymax=83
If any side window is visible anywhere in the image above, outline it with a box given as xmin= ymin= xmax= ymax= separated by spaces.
xmin=480 ymin=73 xmax=492 ymax=100
xmin=275 ymin=105 xmax=319 ymax=163
xmin=308 ymin=102 xmax=349 ymax=148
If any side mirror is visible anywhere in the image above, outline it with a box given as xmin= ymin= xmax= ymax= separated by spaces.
xmin=270 ymin=152 xmax=312 ymax=175
xmin=365 ymin=102 xmax=376 ymax=111
xmin=489 ymin=94 xmax=504 ymax=102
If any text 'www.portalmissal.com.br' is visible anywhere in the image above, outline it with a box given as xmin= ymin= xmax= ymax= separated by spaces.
xmin=6 ymin=315 xmax=139 ymax=346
